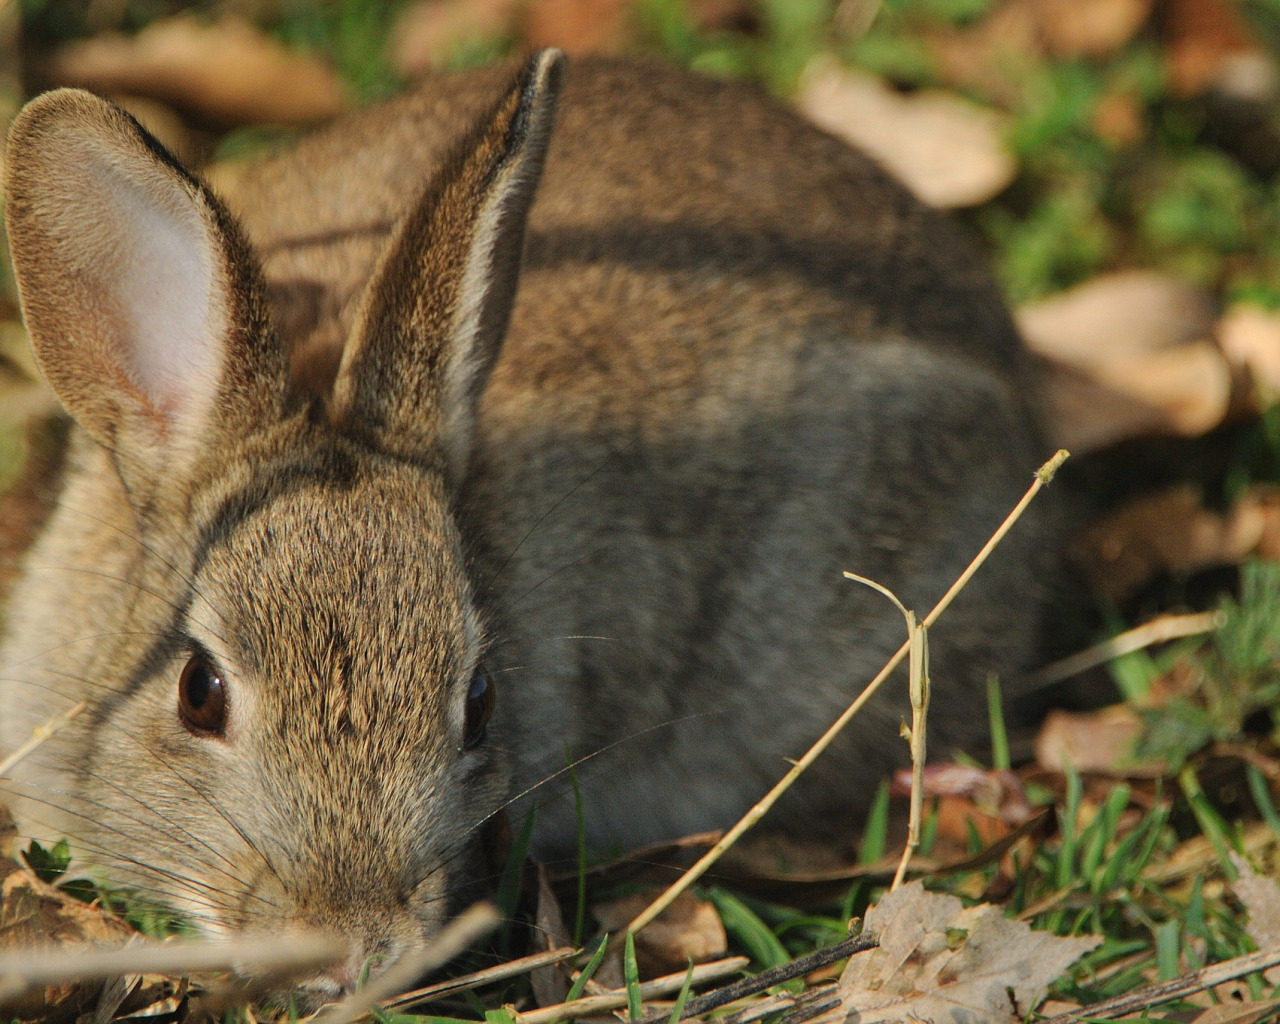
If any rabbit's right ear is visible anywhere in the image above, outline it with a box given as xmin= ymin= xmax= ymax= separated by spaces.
xmin=4 ymin=89 xmax=285 ymax=501
xmin=330 ymin=50 xmax=563 ymax=485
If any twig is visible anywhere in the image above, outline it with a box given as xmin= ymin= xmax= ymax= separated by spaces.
xmin=626 ymin=450 xmax=1068 ymax=935
xmin=1039 ymin=946 xmax=1280 ymax=1023
xmin=1023 ymin=610 xmax=1223 ymax=690
xmin=384 ymin=946 xmax=579 ymax=1011
xmin=635 ymin=933 xmax=877 ymax=1024
xmin=318 ymin=903 xmax=499 ymax=1024
xmin=0 ymin=700 xmax=87 ymax=777
xmin=0 ymin=932 xmax=345 ymax=1003
xmin=843 ymin=574 xmax=929 ymax=892
xmin=516 ymin=957 xmax=750 ymax=1024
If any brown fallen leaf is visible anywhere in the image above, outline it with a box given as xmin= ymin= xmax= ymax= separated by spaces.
xmin=45 ymin=15 xmax=347 ymax=128
xmin=1190 ymin=999 xmax=1280 ymax=1024
xmin=1018 ymin=270 xmax=1217 ymax=363
xmin=892 ymin=763 xmax=1036 ymax=824
xmin=531 ymin=864 xmax=572 ymax=1007
xmin=1228 ymin=854 xmax=1280 ymax=986
xmin=1018 ymin=271 xmax=1230 ymax=449
xmin=1035 ymin=0 xmax=1154 ymax=57
xmin=796 ymin=60 xmax=1016 ymax=209
xmin=592 ymin=890 xmax=727 ymax=977
xmin=523 ymin=0 xmax=634 ymax=55
xmin=928 ymin=0 xmax=1045 ymax=107
xmin=1162 ymin=0 xmax=1263 ymax=97
xmin=391 ymin=0 xmax=521 ymax=78
xmin=1092 ymin=89 xmax=1145 ymax=147
xmin=1035 ymin=705 xmax=1166 ymax=776
xmin=817 ymin=880 xmax=1100 ymax=1024
xmin=0 ymin=851 xmax=138 ymax=1020
xmin=1073 ymin=484 xmax=1280 ymax=600
xmin=1220 ymin=304 xmax=1280 ymax=406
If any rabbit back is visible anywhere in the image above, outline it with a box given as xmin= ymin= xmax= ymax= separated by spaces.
xmin=220 ymin=58 xmax=1052 ymax=853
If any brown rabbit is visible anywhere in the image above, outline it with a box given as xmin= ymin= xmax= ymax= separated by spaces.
xmin=0 ymin=50 xmax=1053 ymax=993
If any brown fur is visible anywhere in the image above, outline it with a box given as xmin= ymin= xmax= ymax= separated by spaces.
xmin=1 ymin=52 xmax=1054 ymax=993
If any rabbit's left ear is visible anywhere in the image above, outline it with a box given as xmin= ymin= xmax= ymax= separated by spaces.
xmin=4 ymin=89 xmax=286 ymax=494
xmin=331 ymin=49 xmax=564 ymax=484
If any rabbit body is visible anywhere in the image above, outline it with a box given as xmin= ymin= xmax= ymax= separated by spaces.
xmin=1 ymin=55 xmax=1051 ymax=988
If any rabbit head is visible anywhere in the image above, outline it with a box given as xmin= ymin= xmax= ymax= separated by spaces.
xmin=2 ymin=49 xmax=563 ymax=993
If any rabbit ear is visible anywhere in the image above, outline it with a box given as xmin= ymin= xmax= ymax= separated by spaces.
xmin=331 ymin=49 xmax=564 ymax=484
xmin=4 ymin=89 xmax=285 ymax=495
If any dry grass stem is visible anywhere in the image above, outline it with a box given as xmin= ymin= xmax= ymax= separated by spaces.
xmin=0 ymin=700 xmax=86 ymax=777
xmin=1039 ymin=945 xmax=1280 ymax=1022
xmin=317 ymin=902 xmax=499 ymax=1024
xmin=516 ymin=956 xmax=750 ymax=1024
xmin=384 ymin=945 xmax=578 ymax=1011
xmin=842 ymin=574 xmax=929 ymax=892
xmin=1025 ymin=610 xmax=1224 ymax=689
xmin=626 ymin=449 xmax=1068 ymax=935
xmin=0 ymin=932 xmax=345 ymax=1003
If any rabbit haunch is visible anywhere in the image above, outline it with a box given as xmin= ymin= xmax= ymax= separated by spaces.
xmin=0 ymin=52 xmax=1053 ymax=989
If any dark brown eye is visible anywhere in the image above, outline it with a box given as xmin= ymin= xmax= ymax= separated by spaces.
xmin=178 ymin=655 xmax=227 ymax=736
xmin=463 ymin=668 xmax=494 ymax=750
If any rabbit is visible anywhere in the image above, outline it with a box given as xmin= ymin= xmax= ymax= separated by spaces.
xmin=0 ymin=49 xmax=1056 ymax=994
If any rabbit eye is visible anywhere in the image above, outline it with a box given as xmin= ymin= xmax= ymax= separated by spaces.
xmin=463 ymin=667 xmax=494 ymax=750
xmin=178 ymin=655 xmax=227 ymax=736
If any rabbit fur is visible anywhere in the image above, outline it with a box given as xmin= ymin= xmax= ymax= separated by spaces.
xmin=0 ymin=51 xmax=1055 ymax=990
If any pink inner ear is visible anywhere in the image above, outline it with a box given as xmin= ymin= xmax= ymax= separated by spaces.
xmin=87 ymin=158 xmax=222 ymax=424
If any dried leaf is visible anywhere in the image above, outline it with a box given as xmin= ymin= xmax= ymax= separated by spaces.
xmin=797 ymin=61 xmax=1016 ymax=208
xmin=0 ymin=852 xmax=138 ymax=1020
xmin=1220 ymin=304 xmax=1280 ymax=406
xmin=1190 ymin=996 xmax=1280 ymax=1023
xmin=1018 ymin=270 xmax=1216 ymax=363
xmin=928 ymin=1 xmax=1044 ymax=106
xmin=1035 ymin=705 xmax=1166 ymax=776
xmin=1229 ymin=855 xmax=1280 ymax=958
xmin=46 ymin=15 xmax=346 ymax=128
xmin=1074 ymin=484 xmax=1280 ymax=599
xmin=1035 ymin=0 xmax=1154 ymax=57
xmin=391 ymin=0 xmax=521 ymax=78
xmin=891 ymin=763 xmax=1035 ymax=825
xmin=826 ymin=881 xmax=1099 ymax=1023
xmin=531 ymin=864 xmax=572 ymax=1007
xmin=592 ymin=891 xmax=727 ymax=977
xmin=1019 ymin=271 xmax=1229 ymax=448
xmin=1162 ymin=0 xmax=1261 ymax=96
xmin=523 ymin=0 xmax=634 ymax=55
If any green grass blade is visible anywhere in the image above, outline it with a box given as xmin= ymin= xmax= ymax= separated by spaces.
xmin=708 ymin=888 xmax=791 ymax=972
xmin=668 ymin=960 xmax=696 ymax=1024
xmin=858 ymin=779 xmax=890 ymax=864
xmin=1156 ymin=919 xmax=1180 ymax=980
xmin=566 ymin=934 xmax=609 ymax=1002
xmin=1179 ymin=765 xmax=1240 ymax=878
xmin=1248 ymin=764 xmax=1280 ymax=835
xmin=624 ymin=931 xmax=643 ymax=1021
xmin=987 ymin=673 xmax=1010 ymax=771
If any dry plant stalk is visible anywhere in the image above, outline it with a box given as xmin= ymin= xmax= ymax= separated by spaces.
xmin=0 ymin=932 xmax=345 ymax=1003
xmin=0 ymin=700 xmax=86 ymax=777
xmin=516 ymin=956 xmax=750 ymax=1024
xmin=384 ymin=946 xmax=578 ymax=1012
xmin=627 ymin=450 xmax=1069 ymax=935
xmin=842 ymin=573 xmax=929 ymax=891
xmin=1039 ymin=945 xmax=1280 ymax=1023
xmin=1025 ymin=609 xmax=1224 ymax=689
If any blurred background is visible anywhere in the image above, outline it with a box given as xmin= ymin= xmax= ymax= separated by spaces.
xmin=3 ymin=0 xmax=1280 ymax=655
